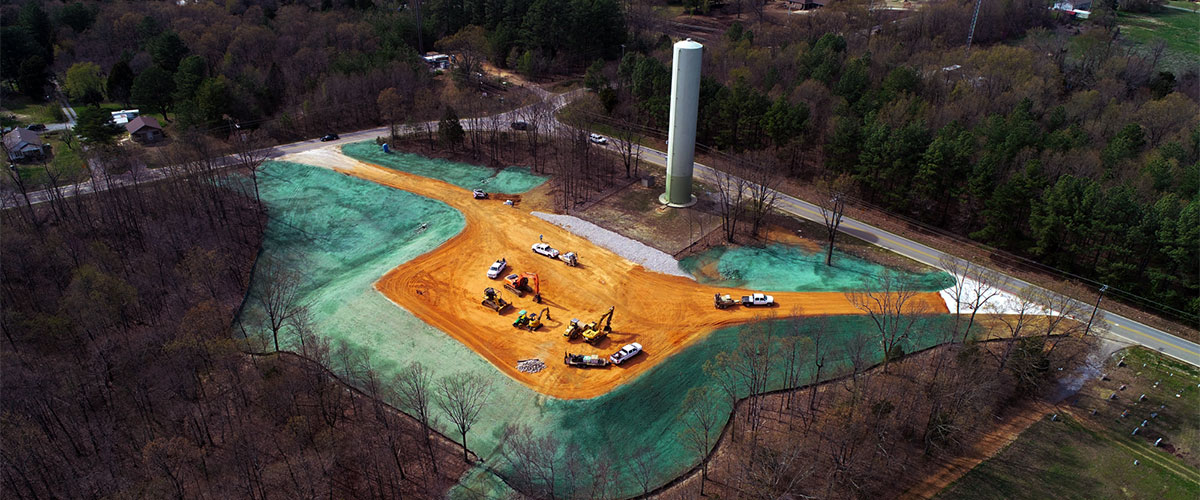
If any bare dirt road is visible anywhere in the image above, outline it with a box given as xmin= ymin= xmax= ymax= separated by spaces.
xmin=279 ymin=147 xmax=949 ymax=399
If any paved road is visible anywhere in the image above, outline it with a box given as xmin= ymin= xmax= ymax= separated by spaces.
xmin=608 ymin=141 xmax=1200 ymax=367
xmin=9 ymin=87 xmax=1197 ymax=367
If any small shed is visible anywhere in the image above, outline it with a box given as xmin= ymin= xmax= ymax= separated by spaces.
xmin=126 ymin=116 xmax=164 ymax=143
xmin=3 ymin=128 xmax=48 ymax=162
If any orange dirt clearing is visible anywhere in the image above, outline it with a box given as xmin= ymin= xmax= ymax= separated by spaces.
xmin=279 ymin=148 xmax=949 ymax=399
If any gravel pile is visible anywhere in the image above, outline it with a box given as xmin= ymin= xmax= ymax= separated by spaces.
xmin=532 ymin=212 xmax=690 ymax=278
xmin=516 ymin=359 xmax=546 ymax=373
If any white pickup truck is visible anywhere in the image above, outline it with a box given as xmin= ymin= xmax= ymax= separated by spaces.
xmin=740 ymin=293 xmax=775 ymax=307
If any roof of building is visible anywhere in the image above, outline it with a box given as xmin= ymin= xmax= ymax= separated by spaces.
xmin=125 ymin=115 xmax=162 ymax=134
xmin=3 ymin=128 xmax=44 ymax=150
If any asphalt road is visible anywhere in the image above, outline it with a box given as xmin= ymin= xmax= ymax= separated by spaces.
xmin=617 ymin=142 xmax=1200 ymax=367
xmin=9 ymin=88 xmax=1197 ymax=367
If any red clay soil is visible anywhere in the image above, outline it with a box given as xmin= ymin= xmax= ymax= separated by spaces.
xmin=280 ymin=148 xmax=949 ymax=399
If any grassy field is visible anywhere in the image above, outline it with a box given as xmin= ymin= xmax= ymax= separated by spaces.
xmin=939 ymin=347 xmax=1200 ymax=499
xmin=1118 ymin=8 xmax=1200 ymax=73
xmin=4 ymin=131 xmax=90 ymax=188
xmin=1 ymin=96 xmax=65 ymax=125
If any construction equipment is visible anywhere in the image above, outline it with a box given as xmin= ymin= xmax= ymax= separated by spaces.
xmin=512 ymin=310 xmax=530 ymax=328
xmin=526 ymin=307 xmax=551 ymax=331
xmin=563 ymin=318 xmax=581 ymax=339
xmin=564 ymin=352 xmax=610 ymax=368
xmin=559 ymin=252 xmax=578 ymax=266
xmin=481 ymin=287 xmax=511 ymax=313
xmin=504 ymin=272 xmax=541 ymax=303
xmin=714 ymin=293 xmax=737 ymax=309
xmin=581 ymin=306 xmax=614 ymax=344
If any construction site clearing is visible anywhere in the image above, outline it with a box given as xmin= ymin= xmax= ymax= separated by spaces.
xmin=281 ymin=147 xmax=949 ymax=399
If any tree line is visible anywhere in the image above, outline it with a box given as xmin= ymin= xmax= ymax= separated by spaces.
xmin=0 ymin=141 xmax=479 ymax=497
xmin=595 ymin=1 xmax=1200 ymax=323
xmin=4 ymin=1 xmax=433 ymax=143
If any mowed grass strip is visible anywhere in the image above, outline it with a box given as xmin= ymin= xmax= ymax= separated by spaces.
xmin=1119 ymin=9 xmax=1200 ymax=56
xmin=938 ymin=347 xmax=1200 ymax=500
xmin=938 ymin=414 xmax=1200 ymax=500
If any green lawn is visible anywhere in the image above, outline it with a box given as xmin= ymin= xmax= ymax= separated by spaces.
xmin=939 ymin=347 xmax=1200 ymax=499
xmin=4 ymin=132 xmax=90 ymax=188
xmin=1167 ymin=1 xmax=1199 ymax=12
xmin=939 ymin=415 xmax=1200 ymax=500
xmin=1 ymin=96 xmax=65 ymax=125
xmin=1118 ymin=9 xmax=1200 ymax=72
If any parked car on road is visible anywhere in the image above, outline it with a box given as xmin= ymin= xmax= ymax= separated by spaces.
xmin=610 ymin=343 xmax=643 ymax=365
xmin=25 ymin=123 xmax=46 ymax=131
xmin=320 ymin=133 xmax=339 ymax=141
xmin=589 ymin=133 xmax=607 ymax=145
xmin=531 ymin=242 xmax=560 ymax=258
xmin=510 ymin=121 xmax=529 ymax=131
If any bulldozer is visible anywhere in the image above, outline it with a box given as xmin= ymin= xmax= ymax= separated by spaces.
xmin=563 ymin=318 xmax=581 ymax=340
xmin=526 ymin=307 xmax=551 ymax=331
xmin=581 ymin=306 xmax=614 ymax=344
xmin=504 ymin=272 xmax=541 ymax=303
xmin=512 ymin=310 xmax=530 ymax=328
xmin=481 ymin=287 xmax=511 ymax=313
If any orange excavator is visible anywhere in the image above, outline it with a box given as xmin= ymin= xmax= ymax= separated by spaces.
xmin=504 ymin=271 xmax=541 ymax=303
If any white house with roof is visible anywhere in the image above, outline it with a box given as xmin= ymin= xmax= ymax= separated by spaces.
xmin=3 ymin=128 xmax=48 ymax=162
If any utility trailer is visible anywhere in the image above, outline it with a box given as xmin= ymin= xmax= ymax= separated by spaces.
xmin=714 ymin=293 xmax=737 ymax=309
xmin=564 ymin=352 xmax=610 ymax=368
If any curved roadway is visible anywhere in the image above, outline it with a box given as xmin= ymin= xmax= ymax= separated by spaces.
xmin=9 ymin=87 xmax=1197 ymax=367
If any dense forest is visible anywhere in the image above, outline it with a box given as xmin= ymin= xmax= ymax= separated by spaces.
xmin=595 ymin=1 xmax=1199 ymax=323
xmin=0 ymin=147 xmax=471 ymax=498
xmin=1 ymin=0 xmax=626 ymax=142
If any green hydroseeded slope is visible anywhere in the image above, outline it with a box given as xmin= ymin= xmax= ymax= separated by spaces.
xmin=680 ymin=243 xmax=955 ymax=292
xmin=244 ymin=159 xmax=959 ymax=499
xmin=341 ymin=141 xmax=547 ymax=194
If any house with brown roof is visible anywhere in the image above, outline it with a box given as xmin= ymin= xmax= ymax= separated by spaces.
xmin=3 ymin=128 xmax=48 ymax=162
xmin=126 ymin=116 xmax=164 ymax=143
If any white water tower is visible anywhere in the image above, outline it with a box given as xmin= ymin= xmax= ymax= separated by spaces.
xmin=659 ymin=39 xmax=702 ymax=208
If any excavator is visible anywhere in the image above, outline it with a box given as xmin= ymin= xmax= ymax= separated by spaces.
xmin=504 ymin=272 xmax=541 ymax=303
xmin=581 ymin=306 xmax=614 ymax=344
xmin=481 ymin=287 xmax=511 ymax=313
xmin=526 ymin=307 xmax=551 ymax=331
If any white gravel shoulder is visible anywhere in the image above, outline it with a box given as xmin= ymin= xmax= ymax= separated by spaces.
xmin=532 ymin=212 xmax=691 ymax=278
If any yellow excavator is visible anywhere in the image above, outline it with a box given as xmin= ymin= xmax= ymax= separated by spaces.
xmin=526 ymin=307 xmax=551 ymax=331
xmin=581 ymin=306 xmax=614 ymax=344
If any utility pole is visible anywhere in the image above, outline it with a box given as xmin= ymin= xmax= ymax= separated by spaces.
xmin=966 ymin=0 xmax=984 ymax=54
xmin=1084 ymin=284 xmax=1109 ymax=336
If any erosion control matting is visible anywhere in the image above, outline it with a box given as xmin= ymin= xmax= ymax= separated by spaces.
xmin=280 ymin=147 xmax=950 ymax=399
xmin=341 ymin=141 xmax=548 ymax=194
xmin=680 ymin=243 xmax=955 ymax=292
xmin=245 ymin=153 xmax=962 ymax=499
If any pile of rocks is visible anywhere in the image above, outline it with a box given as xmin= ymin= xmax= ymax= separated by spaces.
xmin=516 ymin=359 xmax=546 ymax=373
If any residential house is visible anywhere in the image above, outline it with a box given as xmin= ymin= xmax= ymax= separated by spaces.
xmin=3 ymin=128 xmax=48 ymax=162
xmin=126 ymin=116 xmax=164 ymax=143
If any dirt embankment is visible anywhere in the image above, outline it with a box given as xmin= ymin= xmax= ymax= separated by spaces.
xmin=281 ymin=147 xmax=948 ymax=399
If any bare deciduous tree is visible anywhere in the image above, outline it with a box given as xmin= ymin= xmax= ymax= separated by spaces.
xmin=816 ymin=175 xmax=850 ymax=266
xmin=844 ymin=270 xmax=929 ymax=372
xmin=256 ymin=258 xmax=304 ymax=352
xmin=715 ymin=168 xmax=749 ymax=243
xmin=395 ymin=362 xmax=438 ymax=472
xmin=938 ymin=255 xmax=1008 ymax=343
xmin=742 ymin=153 xmax=782 ymax=238
xmin=678 ymin=386 xmax=720 ymax=495
xmin=435 ymin=372 xmax=492 ymax=463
